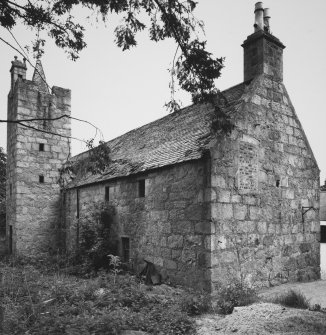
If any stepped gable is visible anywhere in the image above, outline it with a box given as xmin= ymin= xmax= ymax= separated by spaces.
xmin=68 ymin=81 xmax=250 ymax=188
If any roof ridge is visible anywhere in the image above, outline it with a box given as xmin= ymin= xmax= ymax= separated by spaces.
xmin=71 ymin=81 xmax=249 ymax=161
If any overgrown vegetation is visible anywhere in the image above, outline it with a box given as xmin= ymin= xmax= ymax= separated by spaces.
xmin=214 ymin=279 xmax=258 ymax=314
xmin=67 ymin=202 xmax=120 ymax=275
xmin=0 ymin=255 xmax=198 ymax=335
xmin=269 ymin=289 xmax=311 ymax=310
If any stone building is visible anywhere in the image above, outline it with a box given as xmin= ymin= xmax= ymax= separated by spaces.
xmin=5 ymin=3 xmax=320 ymax=290
xmin=6 ymin=57 xmax=71 ymax=255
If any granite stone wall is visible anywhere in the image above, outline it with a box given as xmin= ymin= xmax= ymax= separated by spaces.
xmin=65 ymin=159 xmax=212 ymax=290
xmin=6 ymin=79 xmax=71 ymax=254
xmin=209 ymin=74 xmax=320 ymax=289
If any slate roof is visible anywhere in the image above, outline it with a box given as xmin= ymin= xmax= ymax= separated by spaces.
xmin=67 ymin=81 xmax=250 ymax=188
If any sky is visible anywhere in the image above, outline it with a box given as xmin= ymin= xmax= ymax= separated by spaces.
xmin=0 ymin=1 xmax=326 ymax=182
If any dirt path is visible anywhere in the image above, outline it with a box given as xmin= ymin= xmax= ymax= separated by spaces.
xmin=196 ymin=302 xmax=326 ymax=335
xmin=196 ymin=280 xmax=326 ymax=335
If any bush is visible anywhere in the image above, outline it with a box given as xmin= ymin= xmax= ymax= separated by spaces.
xmin=180 ymin=291 xmax=211 ymax=316
xmin=271 ymin=289 xmax=311 ymax=309
xmin=77 ymin=203 xmax=120 ymax=272
xmin=214 ymin=280 xmax=257 ymax=314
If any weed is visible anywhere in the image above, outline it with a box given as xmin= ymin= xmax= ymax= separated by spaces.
xmin=180 ymin=291 xmax=211 ymax=316
xmin=108 ymin=254 xmax=122 ymax=283
xmin=214 ymin=279 xmax=257 ymax=314
xmin=1 ymin=257 xmax=196 ymax=334
xmin=270 ymin=289 xmax=311 ymax=309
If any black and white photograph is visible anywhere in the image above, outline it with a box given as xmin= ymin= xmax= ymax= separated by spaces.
xmin=0 ymin=1 xmax=326 ymax=334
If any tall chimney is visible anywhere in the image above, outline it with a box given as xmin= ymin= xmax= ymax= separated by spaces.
xmin=254 ymin=2 xmax=264 ymax=32
xmin=242 ymin=3 xmax=285 ymax=82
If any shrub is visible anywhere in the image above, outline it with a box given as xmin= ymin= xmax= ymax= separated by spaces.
xmin=180 ymin=291 xmax=211 ymax=316
xmin=271 ymin=289 xmax=311 ymax=309
xmin=78 ymin=203 xmax=120 ymax=271
xmin=214 ymin=280 xmax=257 ymax=314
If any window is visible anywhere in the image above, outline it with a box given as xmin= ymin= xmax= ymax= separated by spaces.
xmin=321 ymin=226 xmax=326 ymax=243
xmin=9 ymin=226 xmax=13 ymax=254
xmin=105 ymin=186 xmax=110 ymax=201
xmin=138 ymin=179 xmax=145 ymax=197
xmin=39 ymin=143 xmax=44 ymax=152
xmin=121 ymin=237 xmax=130 ymax=262
xmin=9 ymin=183 xmax=12 ymax=197
xmin=76 ymin=188 xmax=80 ymax=219
xmin=39 ymin=175 xmax=44 ymax=183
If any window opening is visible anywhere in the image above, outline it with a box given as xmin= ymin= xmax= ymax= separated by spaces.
xmin=321 ymin=226 xmax=326 ymax=243
xmin=39 ymin=175 xmax=44 ymax=183
xmin=105 ymin=186 xmax=110 ymax=201
xmin=9 ymin=226 xmax=13 ymax=254
xmin=138 ymin=179 xmax=145 ymax=197
xmin=276 ymin=179 xmax=280 ymax=187
xmin=39 ymin=143 xmax=44 ymax=151
xmin=121 ymin=237 xmax=130 ymax=262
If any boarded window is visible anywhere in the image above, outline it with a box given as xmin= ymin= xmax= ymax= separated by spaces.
xmin=105 ymin=186 xmax=110 ymax=201
xmin=138 ymin=179 xmax=145 ymax=198
xmin=321 ymin=226 xmax=326 ymax=243
xmin=121 ymin=237 xmax=130 ymax=262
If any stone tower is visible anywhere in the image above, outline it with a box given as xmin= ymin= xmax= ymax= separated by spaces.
xmin=6 ymin=57 xmax=71 ymax=255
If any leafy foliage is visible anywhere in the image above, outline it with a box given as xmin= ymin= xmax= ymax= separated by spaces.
xmin=1 ymin=1 xmax=232 ymax=132
xmin=214 ymin=279 xmax=257 ymax=314
xmin=180 ymin=290 xmax=211 ymax=316
xmin=58 ymin=140 xmax=111 ymax=187
xmin=75 ymin=202 xmax=119 ymax=272
xmin=1 ymin=258 xmax=197 ymax=334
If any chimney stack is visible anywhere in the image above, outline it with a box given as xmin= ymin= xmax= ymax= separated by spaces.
xmin=10 ymin=56 xmax=27 ymax=92
xmin=242 ymin=3 xmax=285 ymax=82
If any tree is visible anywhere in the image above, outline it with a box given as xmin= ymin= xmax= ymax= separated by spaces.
xmin=0 ymin=0 xmax=232 ymax=132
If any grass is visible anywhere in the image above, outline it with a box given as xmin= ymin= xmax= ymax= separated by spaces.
xmin=269 ymin=289 xmax=311 ymax=310
xmin=0 ymin=255 xmax=207 ymax=335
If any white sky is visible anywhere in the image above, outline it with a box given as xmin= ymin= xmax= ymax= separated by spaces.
xmin=0 ymin=1 xmax=326 ymax=183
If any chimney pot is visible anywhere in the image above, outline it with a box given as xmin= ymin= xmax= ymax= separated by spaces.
xmin=264 ymin=8 xmax=271 ymax=32
xmin=254 ymin=2 xmax=264 ymax=32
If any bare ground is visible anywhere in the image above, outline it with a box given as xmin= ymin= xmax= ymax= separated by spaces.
xmin=195 ymin=280 xmax=326 ymax=335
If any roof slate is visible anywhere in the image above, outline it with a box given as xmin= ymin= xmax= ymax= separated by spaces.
xmin=67 ymin=81 xmax=250 ymax=188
